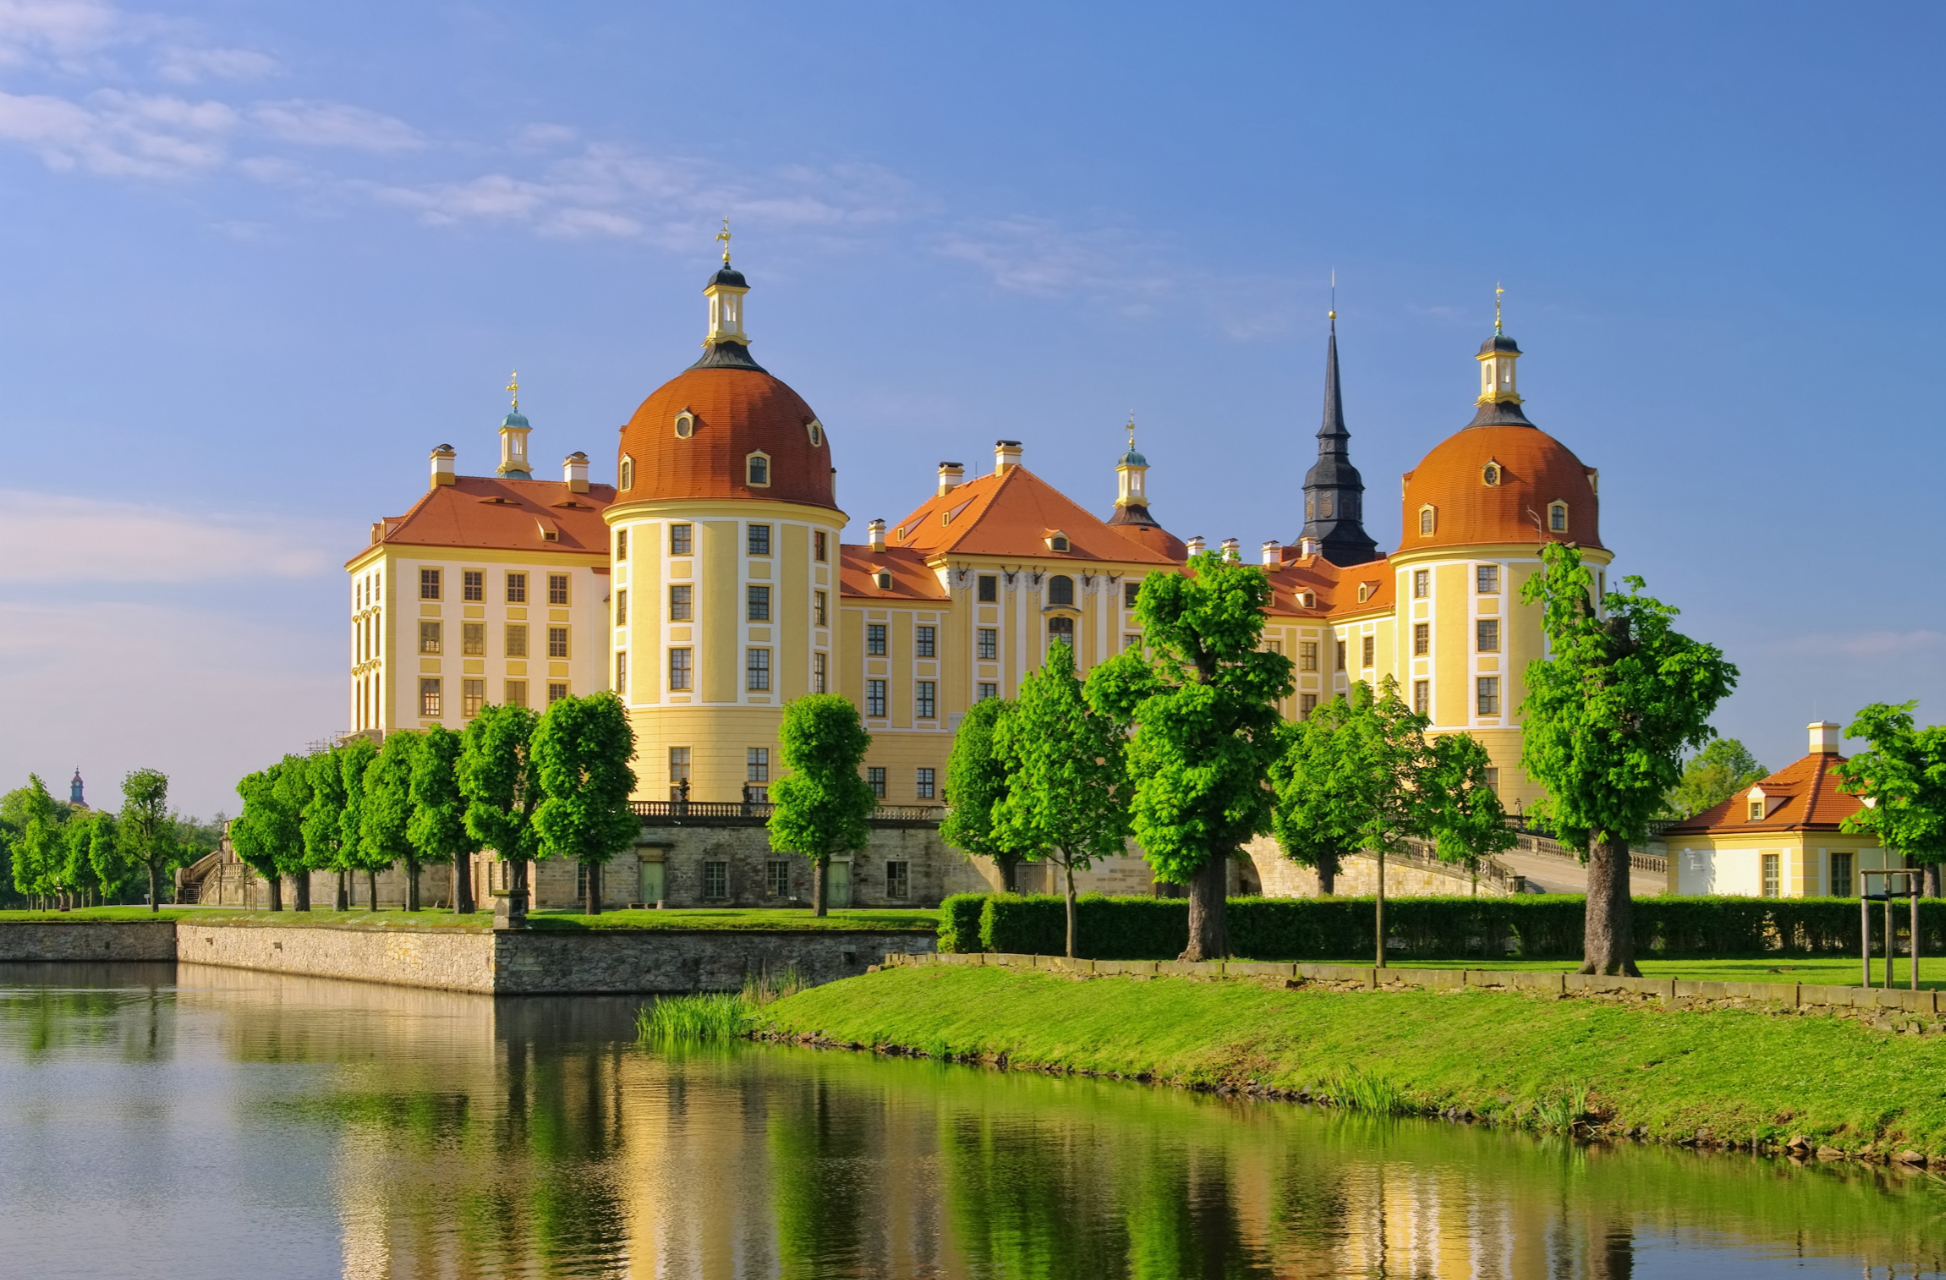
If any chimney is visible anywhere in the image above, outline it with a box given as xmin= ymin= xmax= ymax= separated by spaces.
xmin=994 ymin=440 xmax=1023 ymax=473
xmin=1185 ymin=536 xmax=1206 ymax=557
xmin=1261 ymin=540 xmax=1282 ymax=566
xmin=1298 ymin=536 xmax=1321 ymax=558
xmin=563 ymin=451 xmax=589 ymax=493
xmin=867 ymin=518 xmax=886 ymax=553
xmin=430 ymin=444 xmax=456 ymax=489
xmin=1220 ymin=538 xmax=1241 ymax=562
xmin=937 ymin=461 xmax=965 ymax=496
xmin=1809 ymin=721 xmax=1841 ymax=755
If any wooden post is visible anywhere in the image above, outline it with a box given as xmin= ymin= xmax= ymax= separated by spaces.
xmin=1885 ymin=894 xmax=1895 ymax=989
xmin=1912 ymin=878 xmax=1922 ymax=993
xmin=1862 ymin=891 xmax=1872 ymax=989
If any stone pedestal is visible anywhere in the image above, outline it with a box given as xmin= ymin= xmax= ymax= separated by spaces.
xmin=491 ymin=890 xmax=528 ymax=930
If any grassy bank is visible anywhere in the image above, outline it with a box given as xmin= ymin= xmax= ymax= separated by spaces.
xmin=755 ymin=964 xmax=1946 ymax=1157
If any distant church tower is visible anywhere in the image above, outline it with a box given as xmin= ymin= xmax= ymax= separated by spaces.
xmin=69 ymin=768 xmax=85 ymax=808
xmin=1295 ymin=313 xmax=1379 ymax=565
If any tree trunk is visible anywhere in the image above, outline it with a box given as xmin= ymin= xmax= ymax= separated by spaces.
xmin=1316 ymin=848 xmax=1339 ymax=896
xmin=268 ymin=875 xmax=283 ymax=912
xmin=294 ymin=873 xmax=311 ymax=912
xmin=1375 ymin=849 xmax=1387 ymax=968
xmin=406 ymin=861 xmax=421 ymax=912
xmin=1180 ymin=854 xmax=1229 ymax=961
xmin=335 ymin=871 xmax=348 ymax=911
xmin=511 ymin=857 xmax=529 ymax=923
xmin=367 ymin=870 xmax=379 ymax=911
xmin=147 ymin=864 xmax=159 ymax=912
xmin=1581 ymin=836 xmax=1640 ymax=976
xmin=584 ymin=861 xmax=602 ymax=915
xmin=1928 ymin=862 xmax=1943 ymax=898
xmin=1063 ymin=856 xmax=1078 ymax=959
xmin=813 ymin=859 xmax=829 ymax=918
xmin=455 ymin=852 xmax=475 ymax=914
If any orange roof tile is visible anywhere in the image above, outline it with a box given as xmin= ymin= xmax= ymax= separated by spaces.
xmin=1401 ymin=424 xmax=1603 ymax=552
xmin=1263 ymin=552 xmax=1394 ymax=619
xmin=1662 ymin=751 xmax=1866 ymax=836
xmin=838 ymin=545 xmax=949 ymax=601
xmin=880 ymin=465 xmax=1178 ymax=566
xmin=353 ymin=475 xmax=614 ymax=564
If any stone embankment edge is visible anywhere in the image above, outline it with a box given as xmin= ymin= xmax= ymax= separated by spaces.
xmin=883 ymin=951 xmax=1945 ymax=1015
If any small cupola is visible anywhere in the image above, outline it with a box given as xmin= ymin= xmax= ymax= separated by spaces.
xmin=563 ymin=451 xmax=589 ymax=493
xmin=1115 ymin=416 xmax=1150 ymax=508
xmin=703 ymin=220 xmax=750 ymax=347
xmin=1476 ymin=286 xmax=1522 ymax=406
xmin=430 ymin=443 xmax=457 ymax=489
xmin=497 ymin=371 xmax=533 ymax=479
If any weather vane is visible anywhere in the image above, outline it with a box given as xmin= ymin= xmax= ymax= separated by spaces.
xmin=1495 ymin=283 xmax=1505 ymax=335
xmin=716 ymin=218 xmax=732 ymax=265
xmin=506 ymin=370 xmax=519 ymax=412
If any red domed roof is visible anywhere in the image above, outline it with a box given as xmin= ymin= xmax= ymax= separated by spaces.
xmin=1400 ymin=423 xmax=1601 ymax=552
xmin=615 ymin=364 xmax=837 ymax=511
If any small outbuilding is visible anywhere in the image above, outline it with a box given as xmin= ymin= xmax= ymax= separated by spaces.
xmin=1664 ymin=721 xmax=1900 ymax=897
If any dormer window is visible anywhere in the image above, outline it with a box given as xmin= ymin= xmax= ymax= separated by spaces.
xmin=1418 ymin=505 xmax=1436 ymax=537
xmin=1046 ymin=531 xmax=1071 ymax=553
xmin=874 ymin=570 xmax=892 ymax=589
xmin=674 ymin=410 xmax=695 ymax=439
xmin=1548 ymin=501 xmax=1568 ymax=533
xmin=1356 ymin=583 xmax=1370 ymax=604
xmin=746 ymin=452 xmax=770 ymax=487
xmin=619 ymin=455 xmax=634 ymax=491
xmin=1482 ymin=461 xmax=1502 ymax=486
xmin=1747 ymin=798 xmax=1764 ymax=822
xmin=806 ymin=419 xmax=824 ymax=447
xmin=1297 ymin=590 xmax=1316 ymax=609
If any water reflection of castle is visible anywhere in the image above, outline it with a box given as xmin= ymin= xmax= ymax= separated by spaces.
xmin=162 ymin=967 xmax=1942 ymax=1279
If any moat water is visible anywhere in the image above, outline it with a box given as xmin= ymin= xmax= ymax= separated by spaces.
xmin=0 ymin=964 xmax=1940 ymax=1279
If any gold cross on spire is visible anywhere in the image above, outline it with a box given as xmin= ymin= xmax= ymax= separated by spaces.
xmin=716 ymin=218 xmax=732 ymax=265
xmin=1126 ymin=413 xmax=1137 ymax=450
xmin=1494 ymin=283 xmax=1505 ymax=335
xmin=506 ymin=370 xmax=519 ymax=411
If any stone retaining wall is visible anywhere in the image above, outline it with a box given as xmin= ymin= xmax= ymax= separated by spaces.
xmin=0 ymin=920 xmax=178 ymax=962
xmin=883 ymin=951 xmax=1946 ymax=1015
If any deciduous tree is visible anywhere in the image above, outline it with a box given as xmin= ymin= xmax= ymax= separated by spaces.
xmin=303 ymin=749 xmax=349 ymax=909
xmin=1668 ymin=738 xmax=1768 ymax=819
xmin=87 ymin=811 xmax=132 ymax=904
xmin=1520 ymin=542 xmax=1736 ymax=975
xmin=993 ymin=641 xmax=1129 ymax=957
xmin=410 ymin=726 xmax=478 ymax=913
xmin=1086 ymin=553 xmax=1293 ymax=961
xmin=361 ymin=731 xmax=424 ymax=909
xmin=1837 ymin=702 xmax=1946 ymax=896
xmin=232 ymin=768 xmax=287 ymax=910
xmin=118 ymin=768 xmax=181 ymax=912
xmin=532 ymin=693 xmax=639 ymax=915
xmin=274 ymin=756 xmax=317 ymax=910
xmin=458 ymin=704 xmax=546 ymax=920
xmin=5 ymin=776 xmax=63 ymax=907
xmin=337 ymin=737 xmax=383 ymax=910
xmin=768 ymin=694 xmax=875 ymax=917
xmin=1421 ymin=730 xmax=1518 ymax=895
xmin=940 ymin=696 xmax=1030 ymax=892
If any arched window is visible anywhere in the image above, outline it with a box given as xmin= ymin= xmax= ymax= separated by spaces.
xmin=746 ymin=452 xmax=770 ymax=487
xmin=1048 ymin=575 xmax=1074 ymax=606
xmin=1548 ymin=502 xmax=1567 ymax=533
xmin=806 ymin=420 xmax=823 ymax=447
xmin=1419 ymin=505 xmax=1436 ymax=536
xmin=674 ymin=410 xmax=695 ymax=438
xmin=619 ymin=454 xmax=634 ymax=491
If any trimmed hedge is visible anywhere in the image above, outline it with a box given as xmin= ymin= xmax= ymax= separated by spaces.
xmin=936 ymin=894 xmax=1946 ymax=961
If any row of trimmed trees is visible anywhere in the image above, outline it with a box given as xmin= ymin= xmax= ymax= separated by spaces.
xmin=940 ymin=543 xmax=1740 ymax=974
xmin=1 ymin=768 xmax=198 ymax=911
xmin=229 ymin=692 xmax=638 ymax=914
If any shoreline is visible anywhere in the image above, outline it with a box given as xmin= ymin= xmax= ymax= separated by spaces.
xmin=751 ymin=963 xmax=1946 ymax=1164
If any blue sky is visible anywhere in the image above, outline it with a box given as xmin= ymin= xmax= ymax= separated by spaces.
xmin=2 ymin=1 xmax=1941 ymax=816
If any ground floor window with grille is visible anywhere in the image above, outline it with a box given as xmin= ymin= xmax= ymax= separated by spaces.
xmin=766 ymin=859 xmax=791 ymax=898
xmin=867 ymin=766 xmax=886 ymax=798
xmin=462 ymin=679 xmax=485 ymax=718
xmin=1476 ymin=676 xmax=1500 ymax=715
xmin=548 ymin=682 xmax=569 ymax=705
xmin=915 ymin=680 xmax=936 ymax=720
xmin=886 ymin=860 xmax=910 ymax=900
xmin=702 ymin=860 xmax=729 ymax=900
xmin=1762 ymin=853 xmax=1780 ymax=898
xmin=505 ymin=679 xmax=528 ymax=708
xmin=669 ymin=747 xmax=690 ymax=801
xmin=915 ymin=767 xmax=935 ymax=799
xmin=747 ymin=648 xmax=770 ymax=691
xmin=977 ymin=682 xmax=997 ymax=702
xmin=866 ymin=679 xmax=887 ymax=717
xmin=1830 ymin=851 xmax=1854 ymax=896
xmin=420 ymin=678 xmax=441 ymax=718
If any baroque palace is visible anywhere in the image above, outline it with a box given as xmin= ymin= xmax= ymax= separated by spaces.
xmin=343 ymin=252 xmax=1609 ymax=825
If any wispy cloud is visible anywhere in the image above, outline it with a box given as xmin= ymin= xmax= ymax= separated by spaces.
xmin=937 ymin=216 xmax=1174 ymax=303
xmin=0 ymin=87 xmax=231 ymax=176
xmin=0 ymin=489 xmax=336 ymax=583
xmin=251 ymin=98 xmax=420 ymax=152
xmin=0 ymin=0 xmax=135 ymax=69
xmin=154 ymin=44 xmax=278 ymax=84
xmin=1774 ymin=630 xmax=1946 ymax=659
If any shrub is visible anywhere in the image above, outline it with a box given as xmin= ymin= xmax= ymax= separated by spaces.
xmin=636 ymin=993 xmax=750 ymax=1045
xmin=938 ymin=894 xmax=987 ymax=953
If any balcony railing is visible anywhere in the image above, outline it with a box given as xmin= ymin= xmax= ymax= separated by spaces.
xmin=629 ymin=800 xmax=947 ymax=824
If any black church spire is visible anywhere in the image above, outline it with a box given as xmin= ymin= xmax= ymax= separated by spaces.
xmin=1296 ymin=314 xmax=1379 ymax=565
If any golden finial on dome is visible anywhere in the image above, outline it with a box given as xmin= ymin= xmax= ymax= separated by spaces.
xmin=716 ymin=218 xmax=732 ymax=265
xmin=1126 ymin=412 xmax=1137 ymax=451
xmin=1328 ymin=268 xmax=1336 ymax=321
xmin=505 ymin=370 xmax=519 ymax=412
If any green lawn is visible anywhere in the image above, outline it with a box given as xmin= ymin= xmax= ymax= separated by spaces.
xmin=0 ymin=905 xmax=939 ymax=933
xmin=1356 ymin=955 xmax=1946 ymax=988
xmin=758 ymin=964 xmax=1946 ymax=1155
xmin=526 ymin=907 xmax=940 ymax=932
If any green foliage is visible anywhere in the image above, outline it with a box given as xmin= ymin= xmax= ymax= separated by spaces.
xmin=939 ymin=695 xmax=1022 ymax=872
xmin=408 ymin=726 xmax=477 ymax=865
xmin=360 ymin=730 xmax=421 ymax=893
xmin=458 ymin=703 xmax=546 ymax=865
xmin=231 ymin=768 xmax=286 ymax=885
xmin=1837 ymin=702 xmax=1946 ymax=867
xmin=117 ymin=767 xmax=181 ymax=909
xmin=531 ymin=692 xmax=639 ymax=868
xmin=6 ymin=776 xmax=64 ymax=900
xmin=1519 ymin=542 xmax=1739 ymax=851
xmin=301 ymin=749 xmax=347 ymax=871
xmin=86 ymin=812 xmax=132 ymax=901
xmin=635 ymin=993 xmax=752 ymax=1045
xmin=1668 ymin=738 xmax=1769 ymax=818
xmin=1421 ymin=731 xmax=1518 ymax=868
xmin=336 ymin=738 xmax=382 ymax=875
xmin=768 ymin=694 xmax=876 ymax=863
xmin=952 ymin=893 xmax=1932 ymax=960
xmin=1325 ymin=1070 xmax=1408 ymax=1116
xmin=1084 ymin=553 xmax=1293 ymax=884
